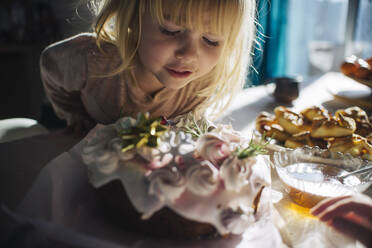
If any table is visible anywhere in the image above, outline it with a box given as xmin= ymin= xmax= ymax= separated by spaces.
xmin=0 ymin=72 xmax=370 ymax=247
xmin=218 ymin=72 xmax=371 ymax=135
xmin=219 ymin=72 xmax=371 ymax=247
xmin=0 ymin=131 xmax=80 ymax=209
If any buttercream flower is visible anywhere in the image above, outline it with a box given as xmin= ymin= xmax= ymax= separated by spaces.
xmin=138 ymin=146 xmax=173 ymax=169
xmin=196 ymin=124 xmax=242 ymax=166
xmin=148 ymin=166 xmax=186 ymax=203
xmin=93 ymin=149 xmax=119 ymax=174
xmin=186 ymin=161 xmax=219 ymax=196
xmin=82 ymin=124 xmax=119 ymax=167
xmin=210 ymin=124 xmax=243 ymax=143
xmin=220 ymin=155 xmax=256 ymax=192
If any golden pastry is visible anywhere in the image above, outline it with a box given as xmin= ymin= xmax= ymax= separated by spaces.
xmin=265 ymin=124 xmax=290 ymax=143
xmin=367 ymin=57 xmax=372 ymax=67
xmin=335 ymin=106 xmax=372 ymax=137
xmin=340 ymin=55 xmax=372 ymax=80
xmin=274 ymin=106 xmax=311 ymax=135
xmin=340 ymin=55 xmax=358 ymax=76
xmin=328 ymin=134 xmax=372 ymax=158
xmin=255 ymin=112 xmax=289 ymax=142
xmin=354 ymin=58 xmax=371 ymax=79
xmin=310 ymin=114 xmax=356 ymax=138
xmin=255 ymin=105 xmax=371 ymax=160
xmin=284 ymin=131 xmax=327 ymax=149
xmin=255 ymin=112 xmax=276 ymax=134
xmin=300 ymin=106 xmax=329 ymax=122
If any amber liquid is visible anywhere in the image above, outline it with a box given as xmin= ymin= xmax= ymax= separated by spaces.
xmin=286 ymin=184 xmax=326 ymax=208
xmin=279 ymin=163 xmax=360 ymax=208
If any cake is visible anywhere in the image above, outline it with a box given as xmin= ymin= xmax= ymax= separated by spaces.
xmin=82 ymin=113 xmax=272 ymax=239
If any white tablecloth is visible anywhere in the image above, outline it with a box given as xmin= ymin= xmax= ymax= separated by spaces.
xmin=0 ymin=72 xmax=370 ymax=247
xmin=218 ymin=72 xmax=371 ymax=135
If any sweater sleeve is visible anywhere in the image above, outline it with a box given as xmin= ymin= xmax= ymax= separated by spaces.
xmin=40 ymin=34 xmax=94 ymax=125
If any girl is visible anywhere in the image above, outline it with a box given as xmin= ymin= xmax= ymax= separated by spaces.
xmin=41 ymin=0 xmax=256 ymax=136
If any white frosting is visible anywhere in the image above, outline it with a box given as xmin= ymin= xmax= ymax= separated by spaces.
xmin=82 ymin=118 xmax=272 ymax=235
xmin=220 ymin=205 xmax=255 ymax=234
xmin=220 ymin=156 xmax=256 ymax=192
xmin=186 ymin=161 xmax=219 ymax=196
xmin=196 ymin=124 xmax=243 ymax=165
xmin=148 ymin=166 xmax=186 ymax=203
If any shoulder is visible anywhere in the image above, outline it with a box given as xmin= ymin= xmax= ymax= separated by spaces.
xmin=41 ymin=33 xmax=98 ymax=62
xmin=40 ymin=33 xmax=121 ymax=79
xmin=40 ymin=33 xmax=101 ymax=89
xmin=41 ymin=33 xmax=120 ymax=62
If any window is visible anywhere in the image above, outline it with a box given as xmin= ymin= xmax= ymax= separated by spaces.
xmin=286 ymin=0 xmax=372 ymax=80
xmin=353 ymin=0 xmax=372 ymax=58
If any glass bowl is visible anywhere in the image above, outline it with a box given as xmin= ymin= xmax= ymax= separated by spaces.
xmin=273 ymin=146 xmax=372 ymax=208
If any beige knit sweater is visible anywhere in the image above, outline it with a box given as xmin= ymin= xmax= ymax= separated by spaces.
xmin=41 ymin=33 xmax=208 ymax=125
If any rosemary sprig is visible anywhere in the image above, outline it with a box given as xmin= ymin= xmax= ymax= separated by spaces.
xmin=236 ymin=134 xmax=269 ymax=159
xmin=182 ymin=115 xmax=210 ymax=139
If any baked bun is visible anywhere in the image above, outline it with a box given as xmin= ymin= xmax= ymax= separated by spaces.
xmin=335 ymin=106 xmax=372 ymax=137
xmin=327 ymin=134 xmax=372 ymax=158
xmin=354 ymin=58 xmax=371 ymax=79
xmin=255 ymin=105 xmax=371 ymax=160
xmin=284 ymin=131 xmax=327 ymax=149
xmin=255 ymin=112 xmax=275 ymax=134
xmin=340 ymin=55 xmax=358 ymax=76
xmin=310 ymin=114 xmax=356 ymax=138
xmin=255 ymin=112 xmax=289 ymax=142
xmin=300 ymin=106 xmax=329 ymax=122
xmin=340 ymin=55 xmax=372 ymax=79
xmin=274 ymin=106 xmax=311 ymax=135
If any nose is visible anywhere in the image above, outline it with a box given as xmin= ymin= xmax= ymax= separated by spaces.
xmin=175 ymin=32 xmax=199 ymax=62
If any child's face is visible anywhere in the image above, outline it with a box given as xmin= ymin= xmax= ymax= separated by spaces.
xmin=136 ymin=14 xmax=224 ymax=90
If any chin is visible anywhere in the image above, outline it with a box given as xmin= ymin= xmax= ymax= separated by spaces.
xmin=160 ymin=77 xmax=193 ymax=90
xmin=165 ymin=83 xmax=189 ymax=90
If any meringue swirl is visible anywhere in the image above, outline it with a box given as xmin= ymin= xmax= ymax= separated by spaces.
xmin=196 ymin=136 xmax=231 ymax=166
xmin=82 ymin=124 xmax=121 ymax=173
xmin=148 ymin=166 xmax=186 ymax=203
xmin=220 ymin=156 xmax=256 ymax=192
xmin=186 ymin=161 xmax=219 ymax=196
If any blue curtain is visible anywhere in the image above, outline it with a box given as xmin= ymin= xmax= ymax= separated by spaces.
xmin=247 ymin=0 xmax=289 ymax=86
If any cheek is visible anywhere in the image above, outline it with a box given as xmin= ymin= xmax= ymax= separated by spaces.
xmin=198 ymin=48 xmax=221 ymax=74
xmin=138 ymin=37 xmax=174 ymax=67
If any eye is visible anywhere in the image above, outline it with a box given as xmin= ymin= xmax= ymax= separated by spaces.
xmin=203 ymin=37 xmax=219 ymax=47
xmin=159 ymin=26 xmax=181 ymax=36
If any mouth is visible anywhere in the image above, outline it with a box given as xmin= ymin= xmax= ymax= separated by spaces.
xmin=166 ymin=68 xmax=192 ymax=78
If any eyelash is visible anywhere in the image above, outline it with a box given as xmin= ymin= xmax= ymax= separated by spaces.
xmin=203 ymin=37 xmax=219 ymax=47
xmin=159 ymin=27 xmax=180 ymax=36
xmin=159 ymin=27 xmax=219 ymax=47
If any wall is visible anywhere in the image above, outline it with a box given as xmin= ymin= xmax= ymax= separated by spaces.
xmin=48 ymin=0 xmax=93 ymax=38
xmin=0 ymin=0 xmax=91 ymax=125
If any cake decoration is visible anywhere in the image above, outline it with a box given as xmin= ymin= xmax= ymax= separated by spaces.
xmin=82 ymin=113 xmax=272 ymax=237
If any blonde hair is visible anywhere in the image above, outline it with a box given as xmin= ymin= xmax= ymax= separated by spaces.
xmin=89 ymin=0 xmax=256 ymax=119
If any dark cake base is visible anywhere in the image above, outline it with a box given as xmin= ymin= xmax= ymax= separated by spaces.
xmin=96 ymin=180 xmax=218 ymax=239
